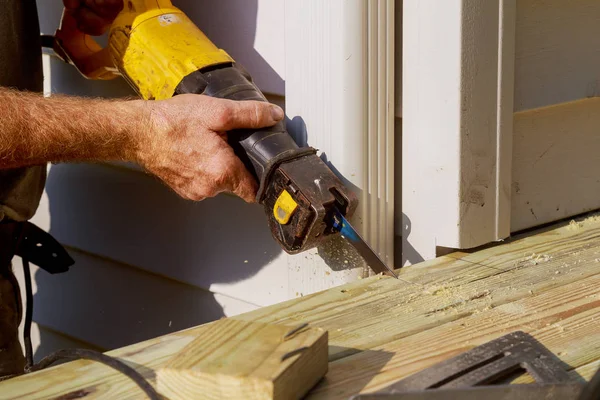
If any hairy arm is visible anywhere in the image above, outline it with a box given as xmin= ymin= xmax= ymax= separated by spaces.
xmin=17 ymin=0 xmax=283 ymax=203
xmin=0 ymin=88 xmax=146 ymax=168
xmin=0 ymin=87 xmax=284 ymax=202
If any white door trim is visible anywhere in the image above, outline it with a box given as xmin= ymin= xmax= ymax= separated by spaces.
xmin=284 ymin=0 xmax=396 ymax=292
xmin=402 ymin=0 xmax=516 ymax=263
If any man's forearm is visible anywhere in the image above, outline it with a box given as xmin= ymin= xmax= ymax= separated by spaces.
xmin=0 ymin=84 xmax=285 ymax=202
xmin=0 ymin=88 xmax=149 ymax=169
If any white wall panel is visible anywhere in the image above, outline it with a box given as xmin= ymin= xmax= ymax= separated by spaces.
xmin=285 ymin=0 xmax=396 ymax=291
xmin=511 ymin=98 xmax=600 ymax=232
xmin=514 ymin=0 xmax=600 ymax=112
xmin=14 ymin=249 xmax=257 ymax=351
xmin=20 ymin=323 xmax=102 ymax=364
xmin=30 ymin=163 xmax=291 ymax=307
xmin=508 ymin=0 xmax=600 ymax=231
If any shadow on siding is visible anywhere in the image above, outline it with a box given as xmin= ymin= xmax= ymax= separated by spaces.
xmin=401 ymin=213 xmax=424 ymax=267
xmin=31 ymin=162 xmax=280 ymax=352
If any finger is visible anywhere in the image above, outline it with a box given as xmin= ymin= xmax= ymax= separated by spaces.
xmin=230 ymin=159 xmax=259 ymax=203
xmin=207 ymin=99 xmax=284 ymax=132
xmin=74 ymin=7 xmax=112 ymax=35
xmin=212 ymin=147 xmax=258 ymax=203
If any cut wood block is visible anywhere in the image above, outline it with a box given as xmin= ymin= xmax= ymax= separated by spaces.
xmin=157 ymin=319 xmax=328 ymax=400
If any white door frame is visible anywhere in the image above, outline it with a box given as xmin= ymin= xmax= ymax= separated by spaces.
xmin=284 ymin=0 xmax=396 ymax=290
xmin=402 ymin=0 xmax=516 ymax=263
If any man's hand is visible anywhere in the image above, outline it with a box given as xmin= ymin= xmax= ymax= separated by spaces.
xmin=63 ymin=0 xmax=124 ymax=36
xmin=0 ymin=88 xmax=284 ymax=204
xmin=136 ymin=96 xmax=285 ymax=203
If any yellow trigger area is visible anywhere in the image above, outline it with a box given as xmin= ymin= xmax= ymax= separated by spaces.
xmin=273 ymin=190 xmax=298 ymax=225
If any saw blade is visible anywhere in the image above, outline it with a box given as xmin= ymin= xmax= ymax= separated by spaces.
xmin=331 ymin=208 xmax=398 ymax=279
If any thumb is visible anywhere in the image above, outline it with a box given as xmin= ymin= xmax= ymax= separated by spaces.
xmin=210 ymin=100 xmax=285 ymax=131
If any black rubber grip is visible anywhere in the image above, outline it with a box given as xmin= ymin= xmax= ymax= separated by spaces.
xmin=174 ymin=64 xmax=314 ymax=201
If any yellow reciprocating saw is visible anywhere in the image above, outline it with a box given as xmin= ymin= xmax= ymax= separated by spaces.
xmin=51 ymin=0 xmax=395 ymax=276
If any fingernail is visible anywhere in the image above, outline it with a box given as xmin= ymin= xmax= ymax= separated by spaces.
xmin=271 ymin=106 xmax=284 ymax=121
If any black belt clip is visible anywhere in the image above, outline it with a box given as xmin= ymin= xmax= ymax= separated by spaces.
xmin=14 ymin=222 xmax=74 ymax=274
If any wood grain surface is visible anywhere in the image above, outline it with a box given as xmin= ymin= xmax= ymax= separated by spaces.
xmin=1 ymin=212 xmax=599 ymax=399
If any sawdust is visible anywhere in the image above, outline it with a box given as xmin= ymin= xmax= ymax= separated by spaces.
xmin=567 ymin=220 xmax=584 ymax=230
xmin=586 ymin=214 xmax=600 ymax=223
xmin=522 ymin=252 xmax=552 ymax=266
xmin=316 ymin=235 xmax=372 ymax=276
xmin=425 ymin=285 xmax=454 ymax=297
xmin=567 ymin=214 xmax=600 ymax=231
xmin=424 ymin=285 xmax=493 ymax=316
xmin=498 ymin=302 xmax=526 ymax=315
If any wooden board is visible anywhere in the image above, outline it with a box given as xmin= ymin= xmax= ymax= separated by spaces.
xmin=1 ymin=212 xmax=600 ymax=399
xmin=157 ymin=320 xmax=328 ymax=400
xmin=511 ymin=98 xmax=600 ymax=232
xmin=308 ymin=269 xmax=600 ymax=398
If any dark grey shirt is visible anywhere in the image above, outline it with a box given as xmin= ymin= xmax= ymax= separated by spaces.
xmin=0 ymin=0 xmax=46 ymax=222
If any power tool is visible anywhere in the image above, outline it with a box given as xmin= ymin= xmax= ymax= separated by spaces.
xmin=50 ymin=0 xmax=397 ymax=278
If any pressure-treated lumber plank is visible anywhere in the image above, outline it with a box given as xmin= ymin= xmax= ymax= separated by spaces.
xmin=157 ymin=320 xmax=328 ymax=400
xmin=0 ymin=331 xmax=202 ymax=400
xmin=1 ymin=213 xmax=600 ymax=399
xmin=307 ymin=272 xmax=600 ymax=399
xmin=241 ymin=213 xmax=600 ymax=356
